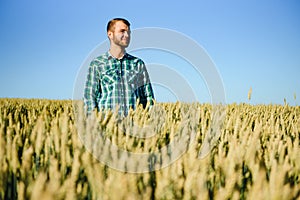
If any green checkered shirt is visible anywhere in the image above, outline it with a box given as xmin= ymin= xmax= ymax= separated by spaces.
xmin=84 ymin=51 xmax=154 ymax=116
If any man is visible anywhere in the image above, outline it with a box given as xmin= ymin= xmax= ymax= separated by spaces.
xmin=84 ymin=18 xmax=154 ymax=116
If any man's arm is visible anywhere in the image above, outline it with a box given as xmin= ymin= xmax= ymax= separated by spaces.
xmin=84 ymin=61 xmax=101 ymax=114
xmin=137 ymin=61 xmax=155 ymax=108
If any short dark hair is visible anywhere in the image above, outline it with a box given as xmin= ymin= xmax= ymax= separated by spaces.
xmin=107 ymin=18 xmax=130 ymax=32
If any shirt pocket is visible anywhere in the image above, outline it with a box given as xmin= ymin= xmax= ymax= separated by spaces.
xmin=101 ymin=69 xmax=118 ymax=90
xmin=104 ymin=69 xmax=120 ymax=83
xmin=126 ymin=71 xmax=139 ymax=90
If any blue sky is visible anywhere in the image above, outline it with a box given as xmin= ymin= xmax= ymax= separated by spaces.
xmin=0 ymin=0 xmax=299 ymax=105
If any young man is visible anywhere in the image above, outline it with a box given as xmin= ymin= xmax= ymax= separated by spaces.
xmin=84 ymin=18 xmax=154 ymax=116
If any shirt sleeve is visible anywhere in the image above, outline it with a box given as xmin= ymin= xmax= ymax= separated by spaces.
xmin=137 ymin=60 xmax=155 ymax=108
xmin=84 ymin=61 xmax=101 ymax=114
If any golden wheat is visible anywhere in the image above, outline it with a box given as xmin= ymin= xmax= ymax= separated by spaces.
xmin=0 ymin=99 xmax=299 ymax=200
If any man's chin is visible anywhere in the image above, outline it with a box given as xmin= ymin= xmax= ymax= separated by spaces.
xmin=122 ymin=43 xmax=130 ymax=48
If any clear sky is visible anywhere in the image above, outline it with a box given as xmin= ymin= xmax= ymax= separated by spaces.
xmin=0 ymin=0 xmax=299 ymax=105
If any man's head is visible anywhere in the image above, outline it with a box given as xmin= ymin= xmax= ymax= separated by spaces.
xmin=107 ymin=18 xmax=131 ymax=48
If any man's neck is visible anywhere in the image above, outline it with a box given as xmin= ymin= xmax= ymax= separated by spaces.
xmin=109 ymin=46 xmax=126 ymax=60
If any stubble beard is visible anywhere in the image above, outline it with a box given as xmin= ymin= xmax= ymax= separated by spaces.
xmin=112 ymin=35 xmax=130 ymax=48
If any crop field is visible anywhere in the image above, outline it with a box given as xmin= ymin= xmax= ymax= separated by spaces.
xmin=0 ymin=98 xmax=299 ymax=200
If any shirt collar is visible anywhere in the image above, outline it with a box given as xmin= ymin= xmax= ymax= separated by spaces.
xmin=107 ymin=51 xmax=128 ymax=60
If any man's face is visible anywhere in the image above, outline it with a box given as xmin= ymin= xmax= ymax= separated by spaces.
xmin=108 ymin=21 xmax=131 ymax=48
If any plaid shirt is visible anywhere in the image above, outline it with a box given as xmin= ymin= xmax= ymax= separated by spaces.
xmin=84 ymin=51 xmax=154 ymax=116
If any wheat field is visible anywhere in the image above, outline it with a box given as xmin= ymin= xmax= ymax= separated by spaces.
xmin=0 ymin=98 xmax=299 ymax=200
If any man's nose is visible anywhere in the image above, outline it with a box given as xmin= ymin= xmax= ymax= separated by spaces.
xmin=123 ymin=31 xmax=130 ymax=37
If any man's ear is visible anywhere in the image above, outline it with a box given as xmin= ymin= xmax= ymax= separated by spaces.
xmin=107 ymin=31 xmax=113 ymax=40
